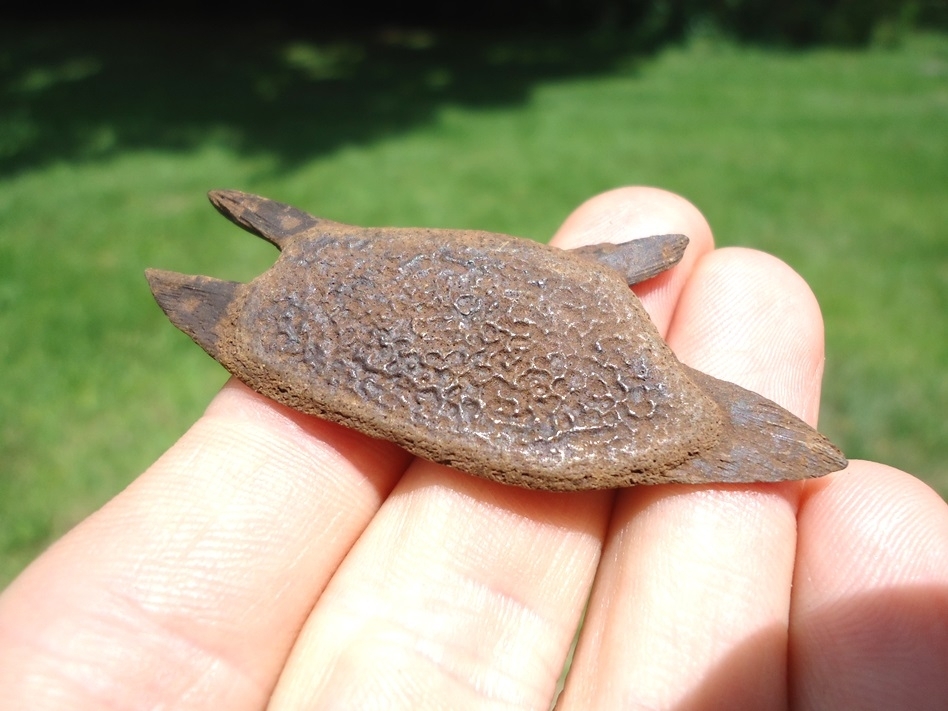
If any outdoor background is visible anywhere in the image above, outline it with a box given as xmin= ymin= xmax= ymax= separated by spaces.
xmin=2 ymin=8 xmax=946 ymax=587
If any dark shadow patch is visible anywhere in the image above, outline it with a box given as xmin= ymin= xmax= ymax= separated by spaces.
xmin=1 ymin=21 xmax=666 ymax=179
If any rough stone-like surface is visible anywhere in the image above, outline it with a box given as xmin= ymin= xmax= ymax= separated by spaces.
xmin=145 ymin=190 xmax=847 ymax=491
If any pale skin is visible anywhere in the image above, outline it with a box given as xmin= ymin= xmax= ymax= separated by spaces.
xmin=1 ymin=188 xmax=946 ymax=710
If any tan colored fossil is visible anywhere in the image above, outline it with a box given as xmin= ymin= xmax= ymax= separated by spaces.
xmin=146 ymin=191 xmax=846 ymax=491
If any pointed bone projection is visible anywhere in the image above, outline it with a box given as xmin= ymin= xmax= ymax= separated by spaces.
xmin=146 ymin=191 xmax=847 ymax=491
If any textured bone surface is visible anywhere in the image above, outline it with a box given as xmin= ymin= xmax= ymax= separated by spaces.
xmin=146 ymin=191 xmax=847 ymax=491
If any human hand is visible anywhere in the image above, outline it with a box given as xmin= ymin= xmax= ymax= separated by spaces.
xmin=1 ymin=188 xmax=946 ymax=710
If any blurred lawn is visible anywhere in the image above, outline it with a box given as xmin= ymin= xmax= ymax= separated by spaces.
xmin=1 ymin=23 xmax=946 ymax=588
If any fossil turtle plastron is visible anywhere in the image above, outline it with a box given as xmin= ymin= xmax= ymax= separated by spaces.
xmin=146 ymin=191 xmax=847 ymax=491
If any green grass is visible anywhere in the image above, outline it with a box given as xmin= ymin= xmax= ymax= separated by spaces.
xmin=2 ymin=23 xmax=946 ymax=588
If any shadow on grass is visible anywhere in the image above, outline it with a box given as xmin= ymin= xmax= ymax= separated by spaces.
xmin=1 ymin=21 xmax=658 ymax=178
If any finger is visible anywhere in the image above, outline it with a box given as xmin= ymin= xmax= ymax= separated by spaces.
xmin=270 ymin=470 xmax=611 ymax=708
xmin=561 ymin=248 xmax=828 ymax=709
xmin=791 ymin=461 xmax=948 ymax=710
xmin=0 ymin=380 xmax=411 ymax=709
xmin=667 ymin=247 xmax=828 ymax=424
xmin=553 ymin=185 xmax=715 ymax=332
xmin=269 ymin=187 xmax=713 ymax=709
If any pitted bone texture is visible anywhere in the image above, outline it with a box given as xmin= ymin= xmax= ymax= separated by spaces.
xmin=225 ymin=229 xmax=722 ymax=489
xmin=147 ymin=190 xmax=848 ymax=491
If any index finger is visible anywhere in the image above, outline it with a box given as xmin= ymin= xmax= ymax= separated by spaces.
xmin=0 ymin=378 xmax=413 ymax=708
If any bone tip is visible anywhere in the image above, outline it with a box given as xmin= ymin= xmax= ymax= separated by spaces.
xmin=144 ymin=267 xmax=184 ymax=303
xmin=662 ymin=233 xmax=689 ymax=256
xmin=822 ymin=442 xmax=849 ymax=475
xmin=207 ymin=189 xmax=257 ymax=217
xmin=144 ymin=269 xmax=240 ymax=361
xmin=795 ymin=430 xmax=848 ymax=480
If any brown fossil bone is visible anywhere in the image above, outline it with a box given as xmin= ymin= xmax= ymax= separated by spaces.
xmin=146 ymin=191 xmax=847 ymax=491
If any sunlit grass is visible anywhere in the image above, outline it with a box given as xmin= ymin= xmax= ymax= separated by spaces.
xmin=2 ymin=25 xmax=945 ymax=586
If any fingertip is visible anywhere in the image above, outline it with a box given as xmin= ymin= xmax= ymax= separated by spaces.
xmin=552 ymin=187 xmax=715 ymax=333
xmin=552 ymin=186 xmax=714 ymax=255
xmin=791 ymin=461 xmax=948 ymax=709
xmin=798 ymin=461 xmax=948 ymax=581
xmin=668 ymin=247 xmax=827 ymax=423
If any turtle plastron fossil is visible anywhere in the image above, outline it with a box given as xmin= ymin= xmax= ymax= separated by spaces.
xmin=146 ymin=191 xmax=847 ymax=491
